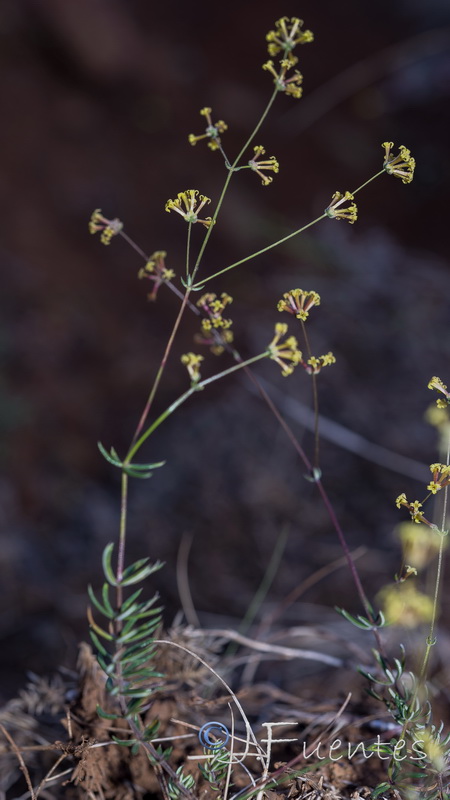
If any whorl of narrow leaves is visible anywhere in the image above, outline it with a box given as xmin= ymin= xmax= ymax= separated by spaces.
xmin=88 ymin=542 xmax=165 ymax=720
xmin=167 ymin=766 xmax=196 ymax=800
xmin=199 ymin=747 xmax=231 ymax=795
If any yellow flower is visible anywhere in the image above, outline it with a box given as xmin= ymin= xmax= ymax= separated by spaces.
xmin=325 ymin=191 xmax=358 ymax=224
xmin=382 ymin=142 xmax=415 ymax=184
xmin=248 ymin=146 xmax=279 ymax=186
xmin=266 ymin=17 xmax=314 ymax=57
xmin=268 ymin=323 xmax=302 ymax=376
xmin=181 ymin=352 xmax=204 ymax=383
xmin=188 ymin=107 xmax=228 ymax=151
xmin=262 ymin=56 xmax=303 ymax=99
xmin=165 ymin=190 xmax=214 ymax=228
xmin=395 ymin=492 xmax=408 ymax=509
xmin=89 ymin=209 xmax=123 ymax=245
xmin=427 ymin=462 xmax=450 ymax=494
xmin=395 ymin=493 xmax=429 ymax=524
xmin=428 ymin=375 xmax=450 ymax=408
xmin=378 ymin=582 xmax=434 ymax=628
xmin=197 ymin=292 xmax=233 ymax=330
xmin=138 ymin=251 xmax=175 ymax=301
xmin=306 ymin=352 xmax=336 ymax=375
xmin=277 ymin=289 xmax=321 ymax=321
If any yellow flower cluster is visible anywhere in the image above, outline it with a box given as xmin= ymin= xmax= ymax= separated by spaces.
xmin=325 ymin=191 xmax=358 ymax=224
xmin=266 ymin=17 xmax=314 ymax=56
xmin=138 ymin=251 xmax=175 ymax=302
xmin=427 ymin=463 xmax=450 ymax=494
xmin=248 ymin=146 xmax=279 ymax=186
xmin=89 ymin=209 xmax=123 ymax=245
xmin=263 ymin=18 xmax=313 ymax=99
xmin=165 ymin=190 xmax=213 ymax=228
xmin=181 ymin=352 xmax=204 ymax=384
xmin=263 ymin=54 xmax=303 ymax=99
xmin=428 ymin=375 xmax=450 ymax=408
xmin=306 ymin=352 xmax=336 ymax=375
xmin=395 ymin=493 xmax=428 ymax=525
xmin=382 ymin=142 xmax=415 ymax=184
xmin=188 ymin=107 xmax=228 ymax=151
xmin=277 ymin=289 xmax=321 ymax=321
xmin=195 ymin=293 xmax=234 ymax=355
xmin=268 ymin=323 xmax=302 ymax=376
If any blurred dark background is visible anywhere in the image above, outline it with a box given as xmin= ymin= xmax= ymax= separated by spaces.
xmin=1 ymin=0 xmax=450 ymax=699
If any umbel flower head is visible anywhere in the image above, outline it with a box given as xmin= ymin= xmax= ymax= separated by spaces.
xmin=268 ymin=323 xmax=302 ymax=376
xmin=196 ymin=292 xmax=233 ymax=331
xmin=427 ymin=463 xmax=450 ymax=495
xmin=395 ymin=493 xmax=430 ymax=526
xmin=89 ymin=209 xmax=123 ymax=245
xmin=305 ymin=352 xmax=336 ymax=375
xmin=138 ymin=251 xmax=175 ymax=302
xmin=266 ymin=17 xmax=314 ymax=56
xmin=382 ymin=142 xmax=415 ymax=184
xmin=277 ymin=289 xmax=321 ymax=321
xmin=248 ymin=146 xmax=279 ymax=186
xmin=195 ymin=292 xmax=234 ymax=355
xmin=263 ymin=54 xmax=303 ymax=99
xmin=181 ymin=352 xmax=204 ymax=384
xmin=188 ymin=107 xmax=228 ymax=152
xmin=165 ymin=190 xmax=214 ymax=228
xmin=428 ymin=376 xmax=450 ymax=409
xmin=325 ymin=191 xmax=358 ymax=224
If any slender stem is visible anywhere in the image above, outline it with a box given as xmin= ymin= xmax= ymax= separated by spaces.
xmin=192 ymin=214 xmax=327 ymax=288
xmin=238 ymin=359 xmax=382 ymax=647
xmin=116 ymin=470 xmax=129 ymax=613
xmin=231 ymin=85 xmax=279 ymax=168
xmin=127 ymin=290 xmax=191 ymax=455
xmin=192 ymin=169 xmax=234 ymax=276
xmin=127 ymin=352 xmax=269 ymax=464
xmin=119 ymin=230 xmax=149 ymax=261
xmin=185 ymin=222 xmax=192 ymax=278
xmin=115 ymin=219 xmax=383 ymax=640
xmin=351 ymin=169 xmax=386 ymax=196
xmin=419 ymin=437 xmax=450 ymax=683
xmin=192 ymin=168 xmax=387 ymax=289
xmin=192 ymin=85 xmax=279 ymax=277
xmin=300 ymin=320 xmax=320 ymax=469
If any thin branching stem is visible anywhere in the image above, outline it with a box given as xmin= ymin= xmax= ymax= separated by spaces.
xmin=300 ymin=320 xmax=320 ymax=469
xmin=127 ymin=352 xmax=269 ymax=463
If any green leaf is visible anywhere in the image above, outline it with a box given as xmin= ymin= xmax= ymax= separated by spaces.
xmin=372 ymin=782 xmax=391 ymax=798
xmin=90 ymin=630 xmax=109 ymax=657
xmin=122 ymin=666 xmax=163 ymax=681
xmin=123 ymin=466 xmax=154 ymax=479
xmin=97 ymin=441 xmax=123 ymax=468
xmin=112 ymin=736 xmax=138 ymax=747
xmin=96 ymin=704 xmax=118 ymax=720
xmin=121 ymin=562 xmax=164 ymax=586
xmin=102 ymin=583 xmax=115 ymax=617
xmin=102 ymin=543 xmax=119 ymax=586
xmin=120 ymin=639 xmax=158 ymax=661
xmin=120 ymin=588 xmax=143 ymax=611
xmin=144 ymin=720 xmax=160 ymax=739
xmin=335 ymin=607 xmax=373 ymax=630
xmin=97 ymin=653 xmax=114 ymax=675
xmin=88 ymin=584 xmax=114 ymax=619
